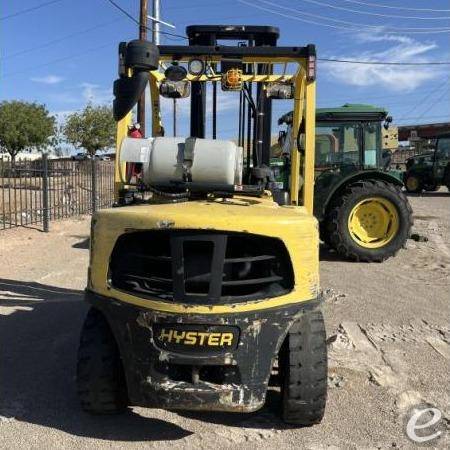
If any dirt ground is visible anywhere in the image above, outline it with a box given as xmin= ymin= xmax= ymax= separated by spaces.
xmin=1 ymin=190 xmax=449 ymax=449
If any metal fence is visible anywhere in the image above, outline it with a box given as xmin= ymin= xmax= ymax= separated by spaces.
xmin=0 ymin=155 xmax=115 ymax=231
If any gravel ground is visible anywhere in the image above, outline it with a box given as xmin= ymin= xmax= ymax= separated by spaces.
xmin=1 ymin=191 xmax=449 ymax=449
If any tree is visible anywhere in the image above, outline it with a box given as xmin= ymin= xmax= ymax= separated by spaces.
xmin=63 ymin=104 xmax=116 ymax=156
xmin=0 ymin=101 xmax=56 ymax=163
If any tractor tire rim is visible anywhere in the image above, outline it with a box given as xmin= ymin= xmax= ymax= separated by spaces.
xmin=406 ymin=176 xmax=419 ymax=191
xmin=347 ymin=197 xmax=400 ymax=249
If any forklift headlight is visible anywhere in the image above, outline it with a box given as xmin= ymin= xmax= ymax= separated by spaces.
xmin=165 ymin=64 xmax=187 ymax=82
xmin=188 ymin=58 xmax=205 ymax=76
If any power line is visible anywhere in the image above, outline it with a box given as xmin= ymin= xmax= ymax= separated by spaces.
xmin=104 ymin=0 xmax=187 ymax=40
xmin=415 ymin=88 xmax=450 ymax=121
xmin=2 ymin=19 xmax=122 ymax=60
xmin=397 ymin=78 xmax=449 ymax=121
xmin=249 ymin=0 xmax=450 ymax=32
xmin=298 ymin=0 xmax=450 ymax=20
xmin=394 ymin=114 xmax=450 ymax=122
xmin=319 ymin=85 xmax=449 ymax=101
xmin=2 ymin=42 xmax=115 ymax=78
xmin=318 ymin=58 xmax=450 ymax=66
xmin=340 ymin=0 xmax=450 ymax=13
xmin=0 ymin=0 xmax=65 ymax=21
xmin=237 ymin=0 xmax=450 ymax=34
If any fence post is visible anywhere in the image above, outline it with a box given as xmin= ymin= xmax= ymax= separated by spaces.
xmin=91 ymin=158 xmax=97 ymax=213
xmin=42 ymin=154 xmax=50 ymax=232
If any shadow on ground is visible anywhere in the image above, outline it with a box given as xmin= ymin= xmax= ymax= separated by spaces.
xmin=0 ymin=278 xmax=191 ymax=442
xmin=71 ymin=236 xmax=90 ymax=249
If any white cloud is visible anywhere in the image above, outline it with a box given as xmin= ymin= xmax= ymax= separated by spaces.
xmin=321 ymin=31 xmax=444 ymax=92
xmin=81 ymin=82 xmax=112 ymax=105
xmin=31 ymin=75 xmax=64 ymax=85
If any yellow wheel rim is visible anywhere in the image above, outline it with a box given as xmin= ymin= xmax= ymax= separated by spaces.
xmin=348 ymin=197 xmax=399 ymax=249
xmin=406 ymin=176 xmax=419 ymax=191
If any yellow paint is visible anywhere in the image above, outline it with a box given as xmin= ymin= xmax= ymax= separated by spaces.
xmin=289 ymin=68 xmax=305 ymax=206
xmin=151 ymin=70 xmax=294 ymax=84
xmin=106 ymin=51 xmax=318 ymax=315
xmin=114 ymin=111 xmax=131 ymax=200
xmin=89 ymin=197 xmax=319 ymax=314
xmin=303 ymin=79 xmax=316 ymax=214
xmin=347 ymin=196 xmax=399 ymax=248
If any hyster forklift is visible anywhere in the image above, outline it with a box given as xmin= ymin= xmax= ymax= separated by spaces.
xmin=404 ymin=133 xmax=450 ymax=193
xmin=76 ymin=26 xmax=327 ymax=425
xmin=277 ymin=104 xmax=413 ymax=262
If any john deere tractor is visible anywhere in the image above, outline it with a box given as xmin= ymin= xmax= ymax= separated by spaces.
xmin=277 ymin=104 xmax=413 ymax=262
xmin=76 ymin=25 xmax=327 ymax=425
xmin=404 ymin=133 xmax=450 ymax=193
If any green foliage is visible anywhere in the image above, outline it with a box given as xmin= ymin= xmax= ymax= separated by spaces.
xmin=63 ymin=104 xmax=116 ymax=156
xmin=0 ymin=100 xmax=56 ymax=160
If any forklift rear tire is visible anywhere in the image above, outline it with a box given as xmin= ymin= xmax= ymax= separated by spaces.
xmin=279 ymin=309 xmax=327 ymax=426
xmin=76 ymin=308 xmax=128 ymax=414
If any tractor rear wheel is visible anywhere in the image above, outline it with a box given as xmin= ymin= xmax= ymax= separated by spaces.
xmin=76 ymin=308 xmax=128 ymax=414
xmin=405 ymin=174 xmax=423 ymax=193
xmin=279 ymin=309 xmax=327 ymax=426
xmin=323 ymin=180 xmax=412 ymax=262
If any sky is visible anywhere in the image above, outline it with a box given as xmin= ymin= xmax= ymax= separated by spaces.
xmin=1 ymin=0 xmax=450 ymax=144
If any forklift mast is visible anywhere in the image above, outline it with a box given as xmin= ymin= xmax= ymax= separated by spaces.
xmin=187 ymin=25 xmax=278 ymax=167
xmin=113 ymin=24 xmax=317 ymax=212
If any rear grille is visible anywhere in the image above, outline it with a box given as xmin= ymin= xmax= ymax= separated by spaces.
xmin=109 ymin=230 xmax=294 ymax=304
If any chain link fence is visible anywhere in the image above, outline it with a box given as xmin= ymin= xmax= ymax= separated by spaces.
xmin=0 ymin=155 xmax=115 ymax=231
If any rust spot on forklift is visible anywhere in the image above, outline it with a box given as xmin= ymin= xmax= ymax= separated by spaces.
xmin=156 ymin=220 xmax=175 ymax=229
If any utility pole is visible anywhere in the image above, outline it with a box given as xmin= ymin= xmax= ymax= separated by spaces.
xmin=137 ymin=0 xmax=148 ymax=136
xmin=152 ymin=0 xmax=161 ymax=45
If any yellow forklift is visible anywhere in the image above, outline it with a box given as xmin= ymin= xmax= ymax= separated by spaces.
xmin=76 ymin=25 xmax=327 ymax=425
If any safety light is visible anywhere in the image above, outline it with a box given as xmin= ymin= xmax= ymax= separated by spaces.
xmin=188 ymin=58 xmax=205 ymax=76
xmin=307 ymin=54 xmax=316 ymax=82
xmin=222 ymin=68 xmax=243 ymax=91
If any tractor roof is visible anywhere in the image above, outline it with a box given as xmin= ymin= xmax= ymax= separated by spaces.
xmin=316 ymin=104 xmax=388 ymax=122
xmin=278 ymin=104 xmax=388 ymax=126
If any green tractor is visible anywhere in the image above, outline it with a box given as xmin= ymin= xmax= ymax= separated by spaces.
xmin=404 ymin=133 xmax=450 ymax=193
xmin=276 ymin=104 xmax=413 ymax=262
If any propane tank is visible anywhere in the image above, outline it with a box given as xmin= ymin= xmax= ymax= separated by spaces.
xmin=120 ymin=137 xmax=243 ymax=188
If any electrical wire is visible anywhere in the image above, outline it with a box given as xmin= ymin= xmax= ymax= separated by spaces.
xmin=237 ymin=0 xmax=450 ymax=34
xmin=104 ymin=0 xmax=187 ymax=40
xmin=0 ymin=0 xmax=65 ymax=21
xmin=2 ymin=42 xmax=115 ymax=78
xmin=396 ymin=78 xmax=449 ymax=121
xmin=415 ymin=89 xmax=450 ymax=121
xmin=298 ymin=0 xmax=450 ymax=20
xmin=2 ymin=19 xmax=122 ymax=60
xmin=394 ymin=114 xmax=450 ymax=122
xmin=249 ymin=0 xmax=450 ymax=32
xmin=318 ymin=58 xmax=450 ymax=65
xmin=340 ymin=0 xmax=450 ymax=13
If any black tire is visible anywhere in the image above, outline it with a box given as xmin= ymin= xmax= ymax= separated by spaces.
xmin=405 ymin=174 xmax=423 ymax=193
xmin=279 ymin=309 xmax=327 ymax=426
xmin=424 ymin=184 xmax=440 ymax=192
xmin=324 ymin=179 xmax=413 ymax=262
xmin=76 ymin=308 xmax=128 ymax=414
xmin=319 ymin=221 xmax=332 ymax=247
